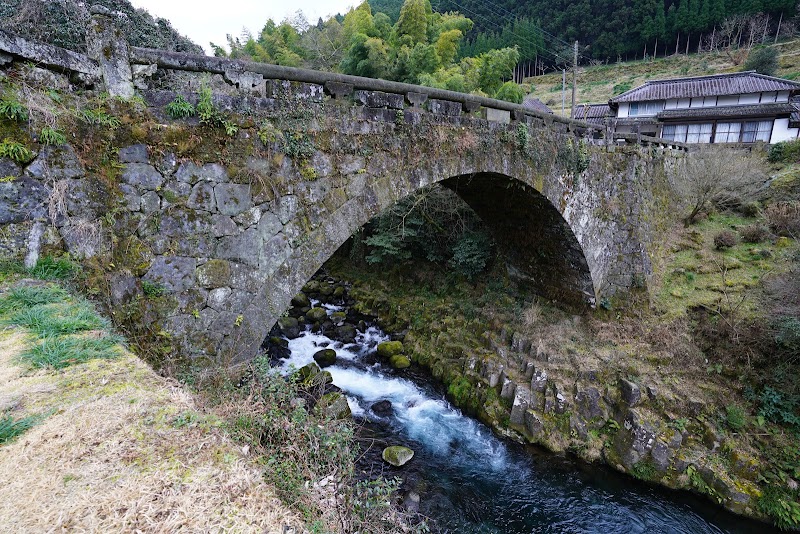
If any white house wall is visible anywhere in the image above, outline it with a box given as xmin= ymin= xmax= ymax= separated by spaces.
xmin=739 ymin=93 xmax=760 ymax=104
xmin=777 ymin=91 xmax=790 ymax=102
xmin=770 ymin=118 xmax=800 ymax=143
xmin=617 ymin=103 xmax=630 ymax=118
xmin=718 ymin=95 xmax=738 ymax=106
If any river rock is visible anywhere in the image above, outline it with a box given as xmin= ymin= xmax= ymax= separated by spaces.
xmin=291 ymin=291 xmax=310 ymax=308
xmin=377 ymin=340 xmax=404 ymax=358
xmin=334 ymin=324 xmax=357 ymax=343
xmin=371 ymin=400 xmax=393 ymax=416
xmin=277 ymin=316 xmax=300 ymax=338
xmin=402 ymin=491 xmax=420 ymax=513
xmin=302 ymin=280 xmax=320 ymax=294
xmin=382 ymin=445 xmax=414 ymax=467
xmin=265 ymin=336 xmax=290 ymax=360
xmin=389 ymin=354 xmax=411 ymax=369
xmin=313 ymin=348 xmax=337 ymax=367
xmin=330 ymin=311 xmax=347 ymax=326
xmin=306 ymin=307 xmax=328 ymax=323
xmin=316 ymin=392 xmax=351 ymax=419
xmin=295 ymin=362 xmax=332 ymax=388
xmin=333 ymin=286 xmax=346 ymax=298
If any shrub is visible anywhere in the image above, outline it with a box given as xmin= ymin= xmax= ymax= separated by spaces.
xmin=743 ymin=46 xmax=779 ymax=76
xmin=738 ymin=201 xmax=762 ymax=218
xmin=739 ymin=224 xmax=770 ymax=243
xmin=669 ymin=149 xmax=767 ymax=225
xmin=714 ymin=230 xmax=738 ymax=249
xmin=165 ymin=95 xmax=195 ymax=119
xmin=494 ymin=81 xmax=525 ymax=104
xmin=765 ymin=201 xmax=800 ymax=238
xmin=768 ymin=139 xmax=800 ymax=163
xmin=0 ymin=138 xmax=33 ymax=163
xmin=448 ymin=229 xmax=493 ymax=278
xmin=725 ymin=404 xmax=746 ymax=431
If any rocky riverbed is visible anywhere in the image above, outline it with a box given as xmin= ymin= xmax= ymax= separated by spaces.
xmin=263 ymin=271 xmax=774 ymax=532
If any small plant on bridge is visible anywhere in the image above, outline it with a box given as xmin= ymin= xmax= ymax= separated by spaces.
xmin=196 ymin=86 xmax=238 ymax=137
xmin=39 ymin=127 xmax=66 ymax=146
xmin=0 ymin=138 xmax=34 ymax=163
xmin=165 ymin=95 xmax=196 ymax=119
xmin=0 ymin=96 xmax=29 ymax=122
xmin=76 ymin=107 xmax=121 ymax=129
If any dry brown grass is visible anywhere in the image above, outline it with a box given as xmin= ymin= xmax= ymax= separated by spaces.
xmin=0 ymin=330 xmax=302 ymax=533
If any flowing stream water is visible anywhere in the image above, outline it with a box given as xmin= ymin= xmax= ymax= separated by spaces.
xmin=276 ymin=305 xmax=768 ymax=533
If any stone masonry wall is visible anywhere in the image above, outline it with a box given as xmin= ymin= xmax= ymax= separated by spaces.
xmin=0 ymin=22 xmax=683 ymax=364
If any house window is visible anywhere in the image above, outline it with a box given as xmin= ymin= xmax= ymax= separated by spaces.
xmin=714 ymin=122 xmax=742 ymax=143
xmin=629 ymin=101 xmax=664 ymax=116
xmin=663 ymin=124 xmax=712 ymax=143
xmin=742 ymin=120 xmax=772 ymax=143
xmin=686 ymin=123 xmax=713 ymax=143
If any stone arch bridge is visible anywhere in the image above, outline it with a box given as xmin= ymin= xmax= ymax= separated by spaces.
xmin=0 ymin=12 xmax=684 ymax=363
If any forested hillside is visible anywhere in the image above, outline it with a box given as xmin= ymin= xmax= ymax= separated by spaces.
xmin=367 ymin=0 xmax=797 ymax=66
xmin=0 ymin=0 xmax=201 ymax=54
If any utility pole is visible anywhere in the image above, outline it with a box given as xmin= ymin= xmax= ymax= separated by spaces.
xmin=571 ymin=40 xmax=577 ymax=114
xmin=562 ymin=69 xmax=566 ymax=117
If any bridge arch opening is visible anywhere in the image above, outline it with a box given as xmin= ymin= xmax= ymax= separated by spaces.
xmin=248 ymin=171 xmax=597 ymax=361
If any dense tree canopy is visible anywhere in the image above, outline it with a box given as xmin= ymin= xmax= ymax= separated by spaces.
xmin=221 ymin=0 xmax=524 ymax=102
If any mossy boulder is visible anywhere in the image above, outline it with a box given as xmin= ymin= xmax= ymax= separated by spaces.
xmin=302 ymin=280 xmax=320 ymax=294
xmin=313 ymin=348 xmax=337 ymax=368
xmin=316 ymin=392 xmax=351 ymax=419
xmin=333 ymin=286 xmax=346 ymax=298
xmin=291 ymin=292 xmax=310 ymax=308
xmin=377 ymin=341 xmax=404 ymax=358
xmin=382 ymin=445 xmax=414 ymax=467
xmin=389 ymin=354 xmax=411 ymax=369
xmin=330 ymin=311 xmax=347 ymax=325
xmin=305 ymin=307 xmax=328 ymax=323
xmin=294 ymin=362 xmax=332 ymax=388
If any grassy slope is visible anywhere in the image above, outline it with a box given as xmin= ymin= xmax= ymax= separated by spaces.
xmin=524 ymin=39 xmax=800 ymax=118
xmin=0 ymin=279 xmax=300 ymax=532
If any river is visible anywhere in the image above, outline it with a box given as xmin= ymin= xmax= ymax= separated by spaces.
xmin=275 ymin=305 xmax=770 ymax=533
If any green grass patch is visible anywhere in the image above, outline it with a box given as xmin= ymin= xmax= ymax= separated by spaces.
xmin=6 ymin=301 xmax=108 ymax=337
xmin=0 ymin=285 xmax=68 ymax=313
xmin=28 ymin=256 xmax=76 ymax=280
xmin=0 ymin=281 xmax=124 ymax=370
xmin=0 ymin=413 xmax=37 ymax=445
xmin=21 ymin=334 xmax=123 ymax=370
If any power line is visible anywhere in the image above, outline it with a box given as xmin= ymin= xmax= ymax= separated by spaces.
xmin=447 ymin=0 xmax=571 ymax=64
xmin=468 ymin=0 xmax=590 ymax=62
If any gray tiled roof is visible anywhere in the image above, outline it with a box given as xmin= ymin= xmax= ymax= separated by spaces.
xmin=610 ymin=72 xmax=800 ymax=103
xmin=657 ymin=102 xmax=795 ymax=120
xmin=523 ymin=96 xmax=553 ymax=114
xmin=572 ymin=103 xmax=610 ymax=120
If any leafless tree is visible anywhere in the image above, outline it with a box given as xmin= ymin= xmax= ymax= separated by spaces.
xmin=669 ymin=148 xmax=768 ymax=225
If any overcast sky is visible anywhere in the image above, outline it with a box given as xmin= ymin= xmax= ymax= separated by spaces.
xmin=128 ymin=0 xmax=357 ymax=53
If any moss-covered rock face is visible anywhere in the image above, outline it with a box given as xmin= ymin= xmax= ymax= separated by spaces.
xmin=382 ymin=445 xmax=414 ymax=467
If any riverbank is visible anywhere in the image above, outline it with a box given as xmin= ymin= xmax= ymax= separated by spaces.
xmin=0 ymin=276 xmax=302 ymax=532
xmin=321 ymin=207 xmax=799 ymax=529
